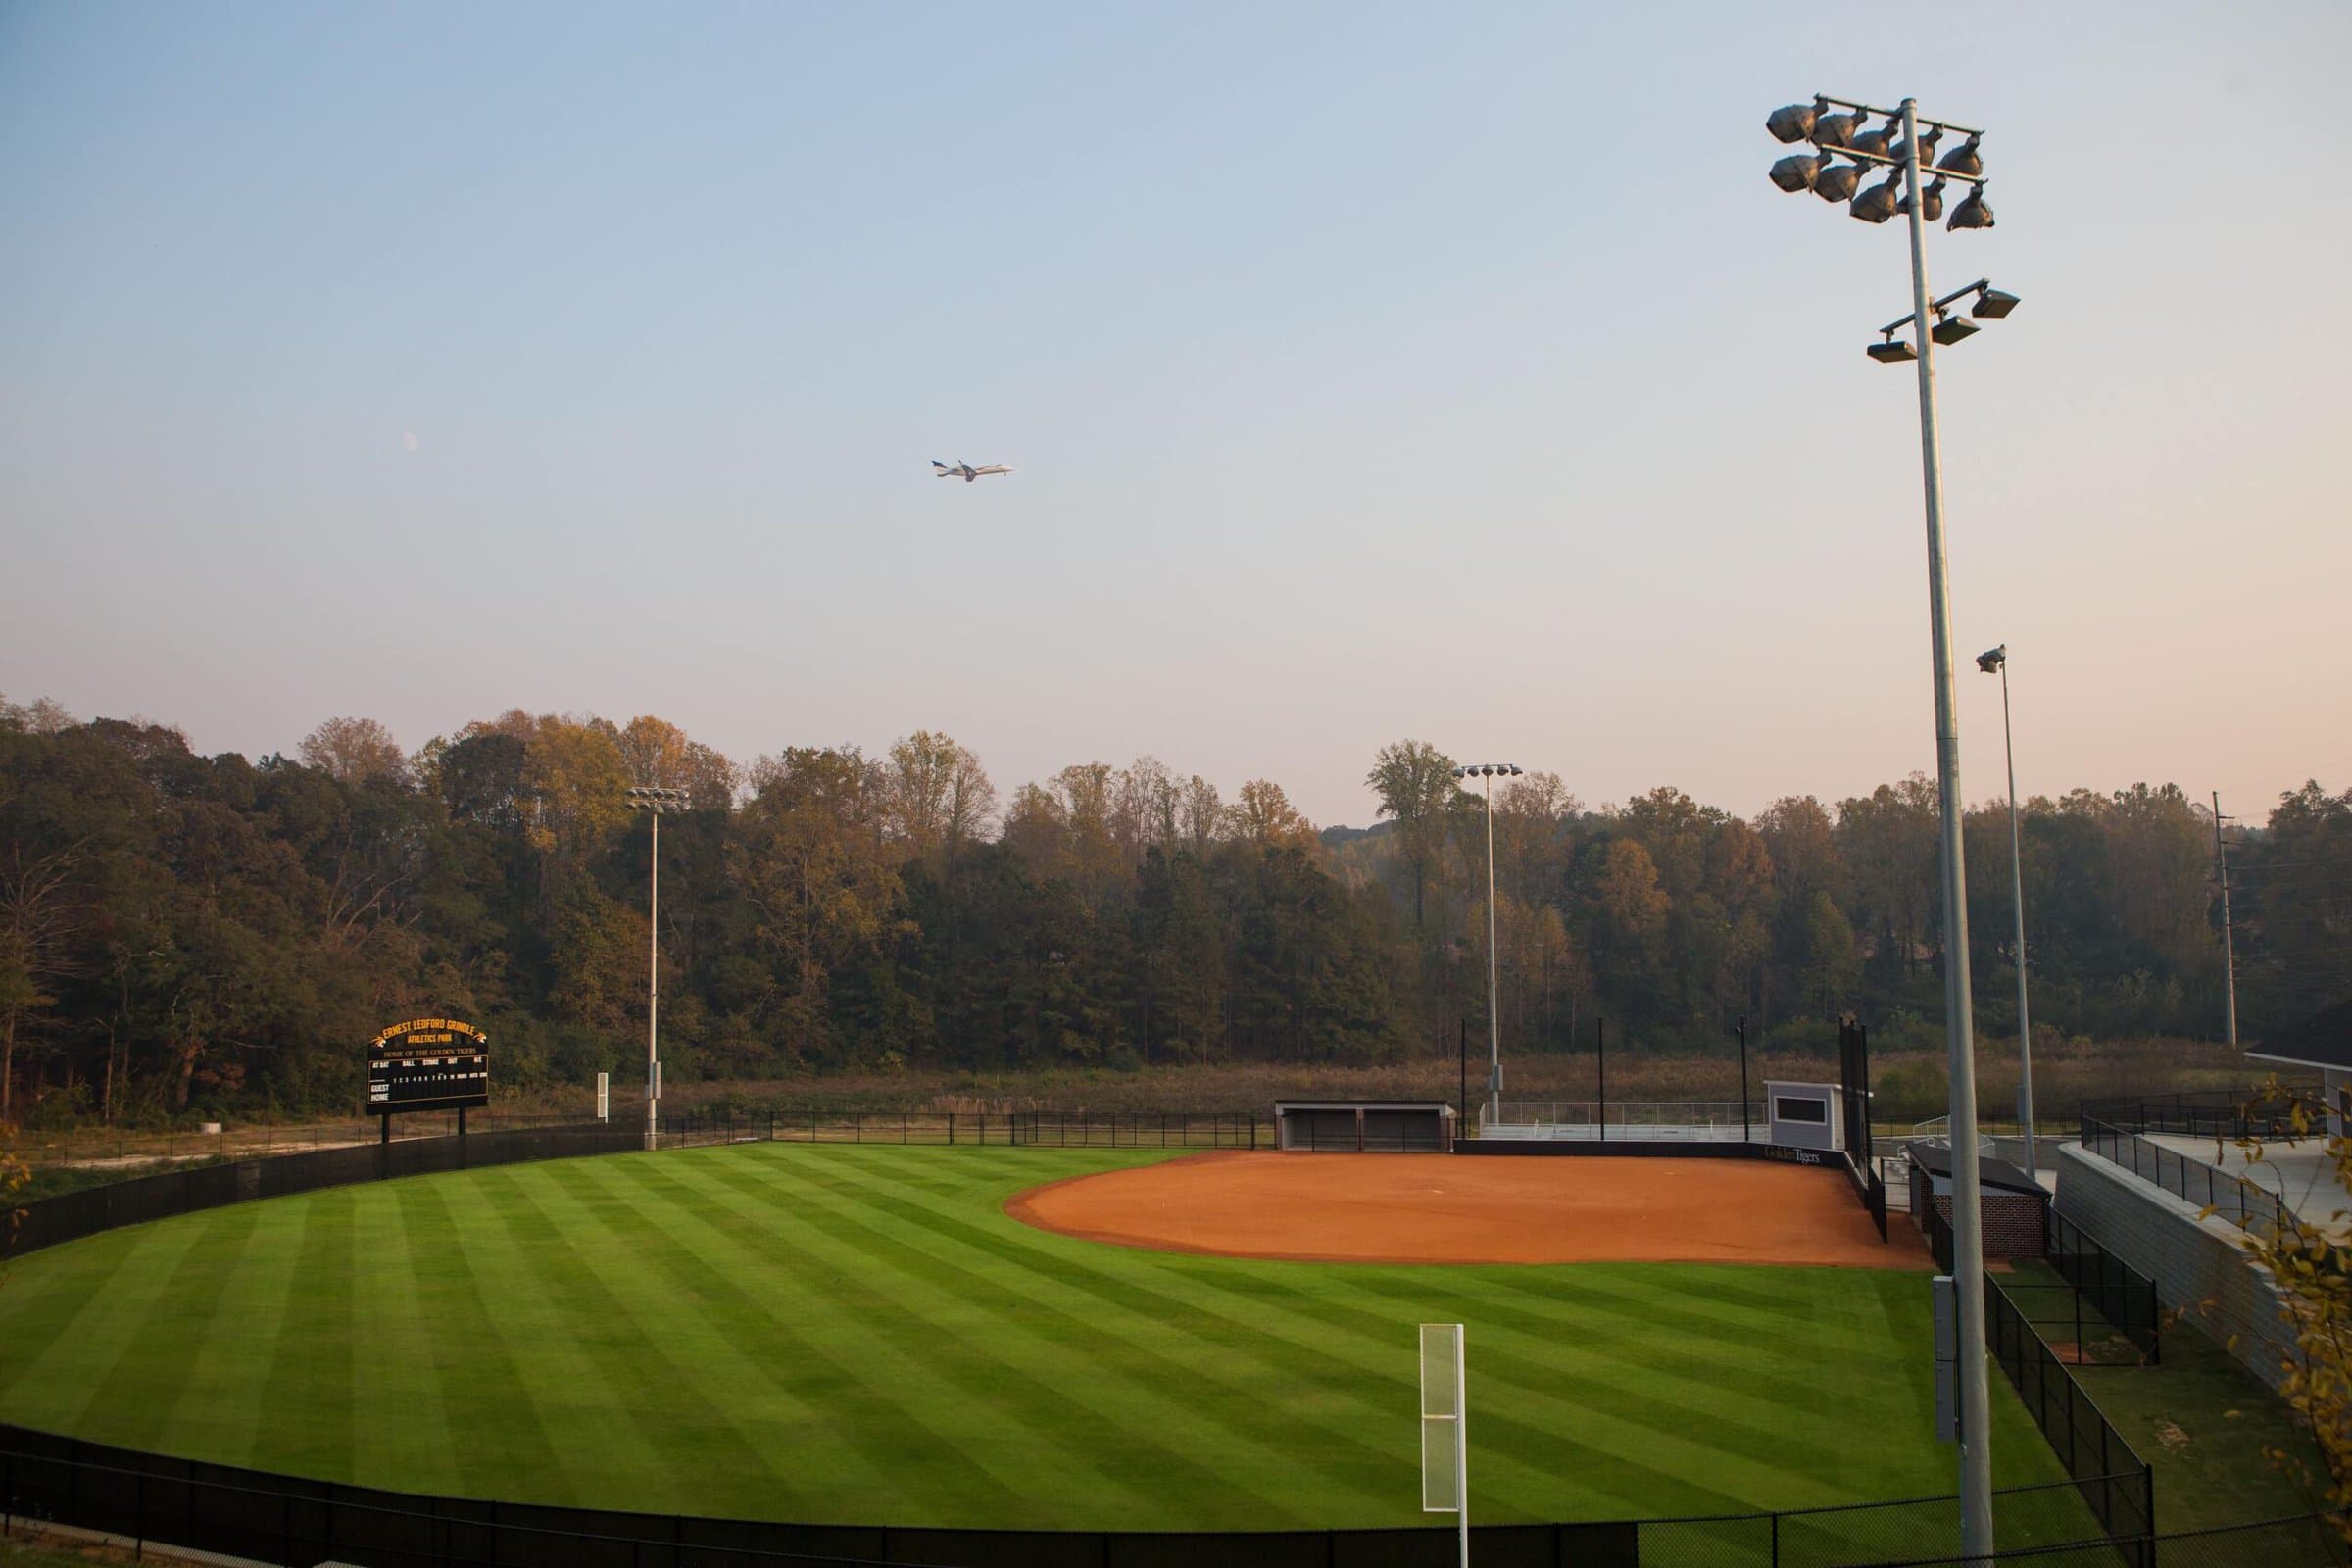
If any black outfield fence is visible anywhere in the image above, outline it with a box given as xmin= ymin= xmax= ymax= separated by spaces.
xmin=6 ymin=1109 xmax=1278 ymax=1263
xmin=2044 ymin=1211 xmax=2162 ymax=1364
xmin=1838 ymin=1020 xmax=1889 ymax=1241
xmin=675 ymin=1108 xmax=1263 ymax=1150
xmin=1834 ymin=1509 xmax=2349 ymax=1568
xmin=0 ymin=1427 xmax=2153 ymax=1568
xmin=1922 ymin=1206 xmax=2154 ymax=1549
xmin=1984 ymin=1272 xmax=2155 ymax=1552
xmin=6 ymin=1121 xmax=641 ymax=1260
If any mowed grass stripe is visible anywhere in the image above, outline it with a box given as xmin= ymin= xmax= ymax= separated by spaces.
xmin=690 ymin=1147 xmax=1425 ymax=1507
xmin=1346 ymin=1267 xmax=1845 ymax=1464
xmin=1155 ymin=1261 xmax=1782 ymax=1519
xmin=628 ymin=1150 xmax=1303 ymax=1527
xmin=249 ymin=1187 xmax=361 ymax=1479
xmin=711 ymin=1148 xmax=1755 ymax=1522
xmin=383 ymin=1178 xmax=569 ymax=1500
xmin=564 ymin=1152 xmax=1081 ymax=1518
xmin=166 ymin=1195 xmax=313 ymax=1468
xmin=0 ymin=1212 xmax=188 ymax=1419
xmin=735 ymin=1149 xmax=1701 ymax=1520
xmin=1343 ymin=1267 xmax=1864 ymax=1514
xmin=512 ymin=1159 xmax=943 ymax=1521
xmin=351 ymin=1176 xmax=464 ymax=1497
xmin=447 ymin=1163 xmax=782 ymax=1512
xmin=0 ymin=1144 xmax=2057 ymax=1532
xmin=451 ymin=1161 xmax=800 ymax=1513
xmin=75 ymin=1204 xmax=269 ymax=1455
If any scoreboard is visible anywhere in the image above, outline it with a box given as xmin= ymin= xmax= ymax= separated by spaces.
xmin=367 ymin=1017 xmax=489 ymax=1116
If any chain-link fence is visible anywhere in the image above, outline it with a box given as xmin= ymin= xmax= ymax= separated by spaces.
xmin=2044 ymin=1211 xmax=2161 ymax=1364
xmin=1920 ymin=1203 xmax=2154 ymax=1544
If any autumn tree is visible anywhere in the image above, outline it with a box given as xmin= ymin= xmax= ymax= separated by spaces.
xmin=880 ymin=731 xmax=997 ymax=866
xmin=0 ymin=844 xmax=83 ymax=1120
xmin=729 ymin=748 xmax=901 ymax=1064
xmin=1227 ymin=779 xmax=1317 ymax=850
xmin=1366 ymin=739 xmax=1461 ymax=932
xmin=298 ymin=716 xmax=410 ymax=786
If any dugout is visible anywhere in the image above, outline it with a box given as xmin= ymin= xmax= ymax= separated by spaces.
xmin=1906 ymin=1140 xmax=2048 ymax=1258
xmin=1272 ymin=1100 xmax=1454 ymax=1152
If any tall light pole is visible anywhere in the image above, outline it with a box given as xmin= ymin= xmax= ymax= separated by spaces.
xmin=625 ymin=785 xmax=690 ymax=1150
xmin=1767 ymin=91 xmax=2008 ymax=1561
xmin=1453 ymin=762 xmax=1521 ymax=1120
xmin=1977 ymin=645 xmax=2036 ymax=1180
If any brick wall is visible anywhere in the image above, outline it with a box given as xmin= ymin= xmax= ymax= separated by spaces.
xmin=2052 ymin=1141 xmax=2296 ymax=1393
xmin=1923 ymin=1193 xmax=2047 ymax=1259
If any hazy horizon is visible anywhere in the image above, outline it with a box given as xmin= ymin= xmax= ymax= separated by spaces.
xmin=5 ymin=2 xmax=2346 ymax=830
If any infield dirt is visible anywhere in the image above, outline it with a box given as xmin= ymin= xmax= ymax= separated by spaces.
xmin=1006 ymin=1150 xmax=1931 ymax=1268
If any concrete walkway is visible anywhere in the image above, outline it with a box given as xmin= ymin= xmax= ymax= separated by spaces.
xmin=2144 ymin=1131 xmax=2351 ymax=1229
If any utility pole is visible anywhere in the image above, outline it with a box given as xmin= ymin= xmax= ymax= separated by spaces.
xmin=2213 ymin=792 xmax=2238 ymax=1049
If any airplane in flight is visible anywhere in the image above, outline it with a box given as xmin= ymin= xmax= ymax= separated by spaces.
xmin=933 ymin=459 xmax=1012 ymax=483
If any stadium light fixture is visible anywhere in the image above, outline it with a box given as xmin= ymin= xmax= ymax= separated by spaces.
xmin=1764 ymin=89 xmax=2005 ymax=1562
xmin=624 ymin=785 xmax=691 ymax=1150
xmin=1814 ymin=163 xmax=1863 ymax=204
xmin=1947 ymin=187 xmax=1995 ymax=230
xmin=1452 ymin=761 xmax=1521 ymax=1123
xmin=1851 ymin=172 xmax=1904 ymax=224
xmin=1766 ymin=101 xmax=1822 ymax=143
xmin=1931 ymin=312 xmax=1980 ymax=346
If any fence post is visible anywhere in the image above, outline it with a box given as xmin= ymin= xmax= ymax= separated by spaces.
xmin=1770 ymin=1508 xmax=1780 ymax=1567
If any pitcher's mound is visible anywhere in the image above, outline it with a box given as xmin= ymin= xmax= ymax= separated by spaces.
xmin=1006 ymin=1151 xmax=1923 ymax=1268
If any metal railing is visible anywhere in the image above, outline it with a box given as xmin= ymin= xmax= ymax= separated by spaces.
xmin=1478 ymin=1100 xmax=1765 ymax=1141
xmin=1913 ymin=1114 xmax=1996 ymax=1157
xmin=2077 ymin=1116 xmax=2290 ymax=1241
xmin=2077 ymin=1089 xmax=2313 ymax=1145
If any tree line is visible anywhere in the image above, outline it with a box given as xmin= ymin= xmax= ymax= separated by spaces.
xmin=0 ymin=694 xmax=2342 ymax=1123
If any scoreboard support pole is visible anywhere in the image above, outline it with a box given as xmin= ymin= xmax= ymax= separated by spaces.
xmin=380 ymin=1115 xmax=390 ymax=1147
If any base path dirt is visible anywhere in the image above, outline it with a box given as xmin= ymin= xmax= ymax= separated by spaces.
xmin=1006 ymin=1151 xmax=1929 ymax=1269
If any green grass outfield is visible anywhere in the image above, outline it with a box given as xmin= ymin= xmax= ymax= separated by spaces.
xmin=0 ymin=1144 xmax=2067 ymax=1530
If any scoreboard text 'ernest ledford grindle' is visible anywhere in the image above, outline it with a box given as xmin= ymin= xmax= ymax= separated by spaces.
xmin=367 ymin=1017 xmax=490 ymax=1116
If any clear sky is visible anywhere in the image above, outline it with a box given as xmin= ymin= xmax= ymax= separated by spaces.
xmin=3 ymin=1 xmax=2346 ymax=828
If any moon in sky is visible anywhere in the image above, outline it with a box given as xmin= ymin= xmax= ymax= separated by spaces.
xmin=401 ymin=430 xmax=419 ymax=453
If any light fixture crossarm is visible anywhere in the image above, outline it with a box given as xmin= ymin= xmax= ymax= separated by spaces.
xmin=1813 ymin=94 xmax=1983 ymax=138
